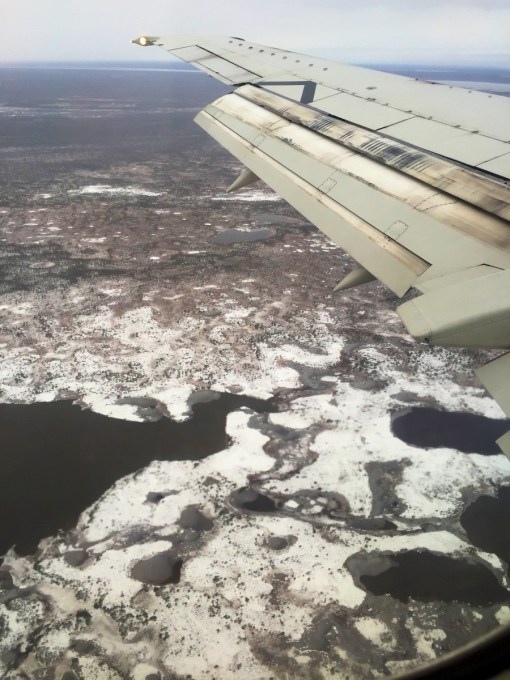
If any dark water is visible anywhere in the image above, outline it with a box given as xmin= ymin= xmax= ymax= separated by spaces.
xmin=131 ymin=551 xmax=183 ymax=586
xmin=231 ymin=486 xmax=278 ymax=513
xmin=0 ymin=396 xmax=275 ymax=556
xmin=266 ymin=536 xmax=291 ymax=550
xmin=348 ymin=550 xmax=510 ymax=606
xmin=211 ymin=228 xmax=274 ymax=244
xmin=129 ymin=503 xmax=217 ymax=586
xmin=461 ymin=487 xmax=510 ymax=571
xmin=391 ymin=407 xmax=510 ymax=455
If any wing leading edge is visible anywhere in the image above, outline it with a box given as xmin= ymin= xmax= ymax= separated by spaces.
xmin=133 ymin=34 xmax=510 ymax=457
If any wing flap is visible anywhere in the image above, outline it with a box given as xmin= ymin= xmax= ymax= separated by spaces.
xmin=238 ymin=85 xmax=510 ymax=221
xmin=380 ymin=117 xmax=510 ymax=168
xmin=195 ymin=56 xmax=260 ymax=84
xmin=477 ymin=353 xmax=510 ymax=418
xmin=477 ymin=353 xmax=510 ymax=459
xmin=309 ymin=90 xmax=414 ymax=130
xmin=196 ymin=100 xmax=427 ymax=296
xmin=148 ymin=35 xmax=263 ymax=84
xmin=397 ymin=268 xmax=510 ymax=348
xmin=172 ymin=46 xmax=212 ymax=61
xmin=204 ymin=88 xmax=510 ymax=285
xmin=479 ymin=153 xmax=510 ymax=178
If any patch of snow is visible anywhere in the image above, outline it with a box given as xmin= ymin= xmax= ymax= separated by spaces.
xmin=68 ymin=185 xmax=163 ymax=197
xmin=210 ymin=190 xmax=282 ymax=202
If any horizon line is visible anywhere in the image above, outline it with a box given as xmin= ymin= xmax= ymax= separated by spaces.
xmin=1 ymin=58 xmax=509 ymax=67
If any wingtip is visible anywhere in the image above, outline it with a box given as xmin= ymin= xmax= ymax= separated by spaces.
xmin=131 ymin=35 xmax=156 ymax=47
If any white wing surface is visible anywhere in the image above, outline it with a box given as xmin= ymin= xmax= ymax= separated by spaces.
xmin=133 ymin=35 xmax=510 ymax=455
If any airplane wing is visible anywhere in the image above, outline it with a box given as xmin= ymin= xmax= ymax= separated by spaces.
xmin=133 ymin=35 xmax=510 ymax=456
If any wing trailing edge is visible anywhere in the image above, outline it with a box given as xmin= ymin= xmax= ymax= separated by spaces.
xmin=195 ymin=93 xmax=428 ymax=296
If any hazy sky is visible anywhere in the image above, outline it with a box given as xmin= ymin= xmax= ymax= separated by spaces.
xmin=1 ymin=0 xmax=509 ymax=64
